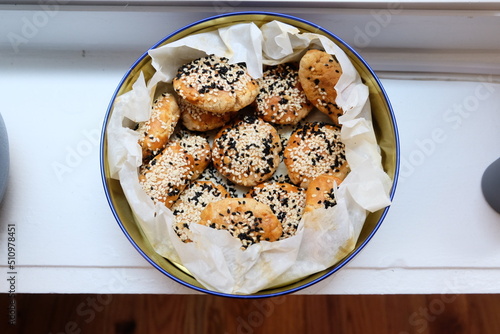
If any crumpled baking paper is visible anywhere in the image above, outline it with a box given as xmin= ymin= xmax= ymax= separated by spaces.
xmin=107 ymin=20 xmax=392 ymax=294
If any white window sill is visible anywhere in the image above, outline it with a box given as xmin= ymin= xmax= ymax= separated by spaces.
xmin=1 ymin=3 xmax=500 ymax=74
xmin=1 ymin=6 xmax=499 ymax=294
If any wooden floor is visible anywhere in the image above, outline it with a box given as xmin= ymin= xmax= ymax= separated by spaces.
xmin=1 ymin=294 xmax=500 ymax=333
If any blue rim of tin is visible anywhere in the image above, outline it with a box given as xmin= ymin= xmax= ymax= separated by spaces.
xmin=100 ymin=11 xmax=400 ymax=298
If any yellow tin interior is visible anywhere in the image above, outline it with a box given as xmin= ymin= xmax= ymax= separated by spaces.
xmin=101 ymin=13 xmax=399 ymax=297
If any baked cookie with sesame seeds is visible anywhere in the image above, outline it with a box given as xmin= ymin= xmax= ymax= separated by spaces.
xmin=246 ymin=182 xmax=305 ymax=240
xmin=284 ymin=122 xmax=349 ymax=188
xmin=139 ymin=142 xmax=195 ymax=209
xmin=172 ymin=181 xmax=230 ymax=243
xmin=304 ymin=174 xmax=343 ymax=213
xmin=255 ymin=63 xmax=313 ymax=125
xmin=139 ymin=131 xmax=211 ymax=208
xmin=173 ymin=54 xmax=259 ymax=114
xmin=198 ymin=198 xmax=283 ymax=249
xmin=178 ymin=97 xmax=235 ymax=132
xmin=298 ymin=49 xmax=344 ymax=125
xmin=212 ymin=115 xmax=282 ymax=187
xmin=171 ymin=130 xmax=212 ymax=180
xmin=136 ymin=92 xmax=180 ymax=162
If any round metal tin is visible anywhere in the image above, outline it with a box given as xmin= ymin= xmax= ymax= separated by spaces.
xmin=100 ymin=11 xmax=400 ymax=298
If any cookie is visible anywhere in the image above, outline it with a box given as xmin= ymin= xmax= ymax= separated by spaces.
xmin=139 ymin=131 xmax=211 ymax=208
xmin=246 ymin=182 xmax=305 ymax=240
xmin=255 ymin=63 xmax=313 ymax=125
xmin=304 ymin=174 xmax=343 ymax=213
xmin=298 ymin=49 xmax=344 ymax=125
xmin=171 ymin=130 xmax=212 ymax=180
xmin=284 ymin=122 xmax=349 ymax=188
xmin=178 ymin=97 xmax=235 ymax=132
xmin=173 ymin=54 xmax=259 ymax=114
xmin=198 ymin=198 xmax=283 ymax=249
xmin=212 ymin=116 xmax=282 ymax=187
xmin=136 ymin=93 xmax=180 ymax=162
xmin=172 ymin=181 xmax=229 ymax=242
xmin=139 ymin=142 xmax=195 ymax=208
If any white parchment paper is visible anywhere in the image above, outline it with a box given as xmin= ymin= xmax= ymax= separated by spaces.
xmin=107 ymin=21 xmax=392 ymax=294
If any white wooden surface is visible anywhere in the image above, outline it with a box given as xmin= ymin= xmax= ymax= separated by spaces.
xmin=0 ymin=5 xmax=499 ymax=294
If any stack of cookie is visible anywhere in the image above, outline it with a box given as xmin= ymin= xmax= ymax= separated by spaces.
xmin=136 ymin=50 xmax=350 ymax=250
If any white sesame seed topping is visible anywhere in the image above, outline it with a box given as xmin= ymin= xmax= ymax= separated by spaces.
xmin=248 ymin=182 xmax=305 ymax=239
xmin=212 ymin=116 xmax=281 ymax=186
xmin=174 ymin=55 xmax=253 ymax=99
xmin=285 ymin=122 xmax=347 ymax=185
xmin=171 ymin=181 xmax=230 ymax=242
xmin=255 ymin=64 xmax=309 ymax=124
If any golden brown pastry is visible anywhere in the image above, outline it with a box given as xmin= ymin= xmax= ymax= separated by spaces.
xmin=139 ymin=131 xmax=211 ymax=208
xmin=139 ymin=142 xmax=195 ymax=208
xmin=284 ymin=122 xmax=349 ymax=188
xmin=136 ymin=93 xmax=180 ymax=162
xmin=173 ymin=54 xmax=259 ymax=114
xmin=298 ymin=49 xmax=344 ymax=125
xmin=255 ymin=63 xmax=313 ymax=125
xmin=171 ymin=131 xmax=211 ymax=180
xmin=246 ymin=182 xmax=305 ymax=239
xmin=304 ymin=174 xmax=343 ymax=213
xmin=198 ymin=198 xmax=283 ymax=249
xmin=212 ymin=116 xmax=282 ymax=187
xmin=172 ymin=181 xmax=230 ymax=242
xmin=178 ymin=97 xmax=235 ymax=132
